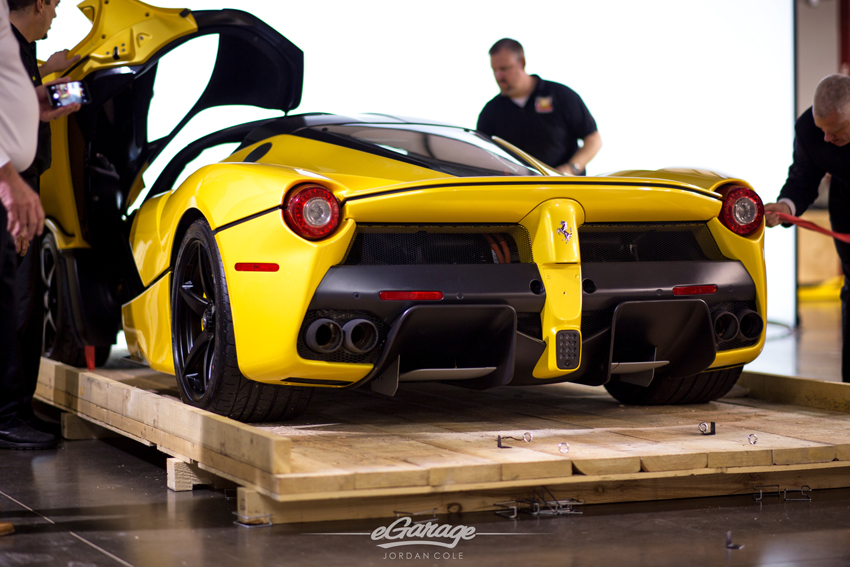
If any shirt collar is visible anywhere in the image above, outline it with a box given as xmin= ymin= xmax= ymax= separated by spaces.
xmin=10 ymin=23 xmax=36 ymax=56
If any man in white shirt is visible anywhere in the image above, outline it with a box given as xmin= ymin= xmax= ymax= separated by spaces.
xmin=0 ymin=0 xmax=78 ymax=449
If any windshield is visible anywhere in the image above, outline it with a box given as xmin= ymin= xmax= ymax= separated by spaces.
xmin=309 ymin=123 xmax=542 ymax=177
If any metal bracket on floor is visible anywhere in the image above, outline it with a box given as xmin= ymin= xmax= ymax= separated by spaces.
xmin=393 ymin=509 xmax=438 ymax=524
xmin=232 ymin=511 xmax=273 ymax=529
xmin=753 ymin=485 xmax=781 ymax=501
xmin=497 ymin=432 xmax=533 ymax=449
xmin=698 ymin=422 xmax=715 ymax=435
xmin=494 ymin=486 xmax=583 ymax=518
xmin=783 ymin=485 xmax=812 ymax=502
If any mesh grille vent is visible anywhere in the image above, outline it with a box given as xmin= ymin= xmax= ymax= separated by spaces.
xmin=579 ymin=222 xmax=728 ymax=263
xmin=343 ymin=224 xmax=533 ymax=266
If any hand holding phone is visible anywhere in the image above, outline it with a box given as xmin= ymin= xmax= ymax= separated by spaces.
xmin=46 ymin=81 xmax=90 ymax=108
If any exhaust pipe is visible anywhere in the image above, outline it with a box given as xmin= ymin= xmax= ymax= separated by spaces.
xmin=711 ymin=309 xmax=739 ymax=342
xmin=342 ymin=319 xmax=379 ymax=354
xmin=735 ymin=309 xmax=764 ymax=341
xmin=305 ymin=318 xmax=343 ymax=353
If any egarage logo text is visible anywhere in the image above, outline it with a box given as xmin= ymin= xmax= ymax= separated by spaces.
xmin=371 ymin=516 xmax=476 ymax=549
xmin=312 ymin=516 xmax=538 ymax=559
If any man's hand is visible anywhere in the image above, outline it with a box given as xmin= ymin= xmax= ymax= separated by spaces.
xmin=39 ymin=50 xmax=82 ymax=78
xmin=764 ymin=201 xmax=792 ymax=228
xmin=36 ymin=77 xmax=81 ymax=122
xmin=0 ymin=163 xmax=45 ymax=242
xmin=15 ymin=235 xmax=30 ymax=257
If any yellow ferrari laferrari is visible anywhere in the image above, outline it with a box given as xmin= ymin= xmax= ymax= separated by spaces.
xmin=40 ymin=0 xmax=766 ymax=422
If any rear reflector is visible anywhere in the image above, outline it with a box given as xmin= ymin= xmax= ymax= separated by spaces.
xmin=235 ymin=263 xmax=279 ymax=272
xmin=379 ymin=291 xmax=444 ymax=301
xmin=672 ymin=285 xmax=717 ymax=296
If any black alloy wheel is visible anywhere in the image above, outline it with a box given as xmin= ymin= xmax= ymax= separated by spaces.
xmin=172 ymin=232 xmax=219 ymax=402
xmin=171 ymin=218 xmax=313 ymax=422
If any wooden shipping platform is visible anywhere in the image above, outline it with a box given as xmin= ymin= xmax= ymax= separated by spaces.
xmin=35 ymin=358 xmax=850 ymax=524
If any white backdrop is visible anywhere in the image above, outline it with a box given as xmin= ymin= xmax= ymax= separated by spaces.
xmin=39 ymin=0 xmax=797 ymax=327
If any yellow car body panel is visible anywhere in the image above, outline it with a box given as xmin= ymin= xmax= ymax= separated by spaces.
xmin=705 ymin=217 xmax=767 ymax=367
xmin=519 ymin=200 xmax=584 ymax=378
xmin=40 ymin=117 xmax=88 ymax=249
xmin=67 ymin=0 xmax=197 ymax=79
xmin=122 ymin=272 xmax=175 ymax=373
xmin=607 ymin=168 xmax=751 ymax=194
xmin=129 ymin=162 xmax=349 ymax=287
xmin=225 ymin=136 xmax=454 ymax=195
xmin=343 ymin=179 xmax=721 ymax=224
xmin=216 ymin=214 xmax=371 ymax=384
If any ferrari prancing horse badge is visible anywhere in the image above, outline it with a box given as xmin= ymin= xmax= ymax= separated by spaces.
xmin=558 ymin=220 xmax=572 ymax=243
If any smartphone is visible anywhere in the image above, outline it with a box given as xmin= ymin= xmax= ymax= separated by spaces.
xmin=46 ymin=81 xmax=90 ymax=108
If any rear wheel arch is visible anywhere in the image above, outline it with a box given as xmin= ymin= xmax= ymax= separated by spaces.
xmin=170 ymin=209 xmax=206 ymax=272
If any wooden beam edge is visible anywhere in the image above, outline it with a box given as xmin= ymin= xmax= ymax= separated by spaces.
xmin=37 ymin=358 xmax=291 ymax=474
xmin=739 ymin=371 xmax=850 ymax=413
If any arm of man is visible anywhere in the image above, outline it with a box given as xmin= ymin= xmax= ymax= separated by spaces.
xmin=39 ymin=50 xmax=81 ymax=78
xmin=764 ymin=119 xmax=824 ymax=228
xmin=557 ymin=131 xmax=602 ymax=175
xmin=0 ymin=161 xmax=44 ymax=242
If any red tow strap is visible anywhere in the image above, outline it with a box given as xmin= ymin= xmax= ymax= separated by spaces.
xmin=775 ymin=212 xmax=850 ymax=244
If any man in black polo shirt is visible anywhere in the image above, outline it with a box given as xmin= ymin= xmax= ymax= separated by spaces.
xmin=477 ymin=38 xmax=602 ymax=176
xmin=5 ymin=0 xmax=78 ymax=439
xmin=764 ymin=74 xmax=850 ymax=383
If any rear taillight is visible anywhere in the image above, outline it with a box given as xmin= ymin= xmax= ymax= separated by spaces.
xmin=379 ymin=291 xmax=444 ymax=301
xmin=283 ymin=184 xmax=340 ymax=240
xmin=719 ymin=186 xmax=764 ymax=236
xmin=673 ymin=285 xmax=717 ymax=296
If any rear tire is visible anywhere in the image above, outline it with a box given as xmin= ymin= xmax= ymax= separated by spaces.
xmin=604 ymin=366 xmax=743 ymax=405
xmin=41 ymin=233 xmax=86 ymax=367
xmin=171 ymin=219 xmax=313 ymax=422
xmin=41 ymin=234 xmax=113 ymax=369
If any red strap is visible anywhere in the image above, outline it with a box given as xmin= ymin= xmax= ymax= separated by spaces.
xmin=85 ymin=345 xmax=95 ymax=371
xmin=775 ymin=212 xmax=850 ymax=243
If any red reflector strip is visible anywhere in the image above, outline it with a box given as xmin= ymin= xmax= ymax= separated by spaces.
xmin=235 ymin=263 xmax=279 ymax=272
xmin=672 ymin=285 xmax=717 ymax=296
xmin=379 ymin=291 xmax=444 ymax=301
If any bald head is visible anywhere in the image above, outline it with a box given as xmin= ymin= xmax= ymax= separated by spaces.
xmin=813 ymin=74 xmax=850 ymax=120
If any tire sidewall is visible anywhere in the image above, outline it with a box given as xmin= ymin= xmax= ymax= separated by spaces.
xmin=172 ymin=219 xmax=232 ymax=410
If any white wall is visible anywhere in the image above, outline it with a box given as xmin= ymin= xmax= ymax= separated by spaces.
xmin=39 ymin=0 xmax=797 ymax=327
xmin=797 ymin=0 xmax=840 ymax=117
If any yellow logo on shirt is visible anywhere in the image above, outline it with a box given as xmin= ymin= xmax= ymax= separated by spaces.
xmin=535 ymin=96 xmax=553 ymax=113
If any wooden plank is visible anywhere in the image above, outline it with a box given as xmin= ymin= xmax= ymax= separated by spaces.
xmin=237 ymin=463 xmax=850 ymax=524
xmin=167 ymin=458 xmax=219 ymax=491
xmin=37 ymin=358 xmax=291 ymax=475
xmin=60 ymin=412 xmax=117 ymax=440
xmin=37 ymin=386 xmax=293 ymax=498
xmin=739 ymin=371 xmax=850 ymax=413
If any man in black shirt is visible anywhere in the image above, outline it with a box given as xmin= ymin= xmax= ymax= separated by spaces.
xmin=765 ymin=74 xmax=850 ymax=382
xmin=477 ymin=38 xmax=602 ymax=175
xmin=3 ymin=0 xmax=78 ymax=446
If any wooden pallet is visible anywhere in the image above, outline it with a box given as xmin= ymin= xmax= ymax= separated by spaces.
xmin=35 ymin=359 xmax=850 ymax=524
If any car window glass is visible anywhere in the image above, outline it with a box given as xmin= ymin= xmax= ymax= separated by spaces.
xmin=147 ymin=35 xmax=219 ymax=142
xmin=315 ymin=124 xmax=541 ymax=177
xmin=130 ymin=105 xmax=283 ymax=212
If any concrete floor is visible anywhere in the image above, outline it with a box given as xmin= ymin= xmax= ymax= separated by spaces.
xmin=1 ymin=301 xmax=849 ymax=567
